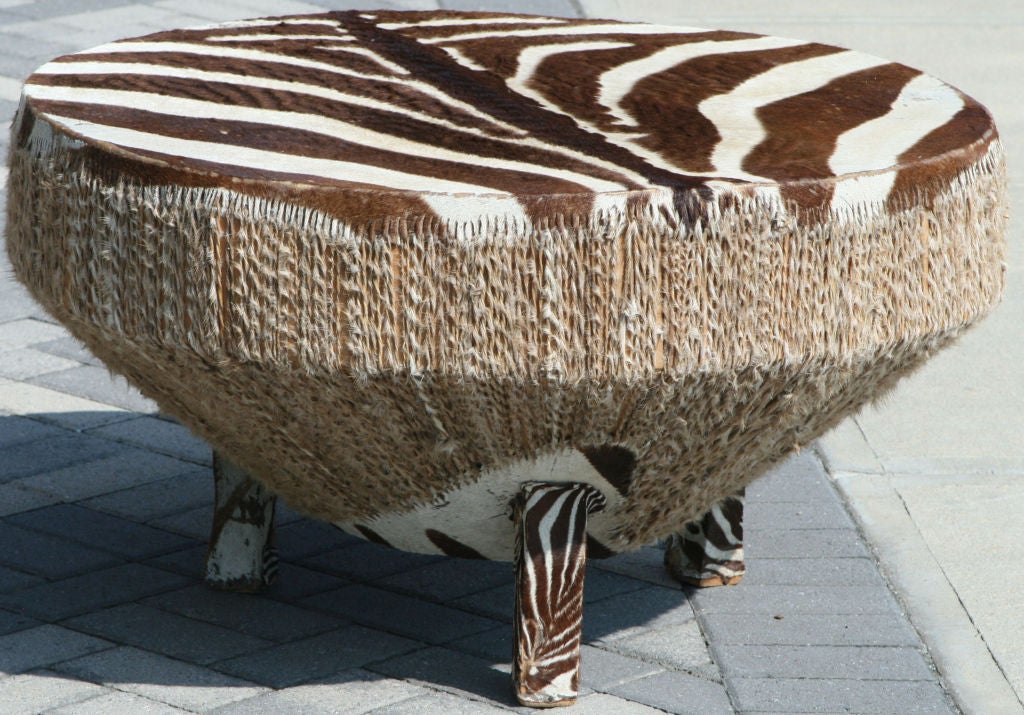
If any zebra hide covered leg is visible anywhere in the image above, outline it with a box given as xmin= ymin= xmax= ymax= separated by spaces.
xmin=204 ymin=451 xmax=278 ymax=592
xmin=513 ymin=482 xmax=606 ymax=708
xmin=664 ymin=490 xmax=745 ymax=588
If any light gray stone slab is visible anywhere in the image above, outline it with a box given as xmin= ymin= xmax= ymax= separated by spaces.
xmin=0 ymin=670 xmax=110 ymax=715
xmin=604 ymin=621 xmax=719 ymax=682
xmin=606 ymin=670 xmax=734 ymax=715
xmin=730 ymin=677 xmax=956 ymax=714
xmin=48 ymin=690 xmax=194 ymax=714
xmin=700 ymin=612 xmax=921 ymax=647
xmin=713 ymin=644 xmax=935 ymax=681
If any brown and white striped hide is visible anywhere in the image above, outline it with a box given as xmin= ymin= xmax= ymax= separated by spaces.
xmin=665 ymin=490 xmax=745 ymax=588
xmin=513 ymin=482 xmax=606 ymax=706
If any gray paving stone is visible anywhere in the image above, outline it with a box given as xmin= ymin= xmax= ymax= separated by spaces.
xmin=47 ymin=690 xmax=194 ymax=714
xmin=712 ymin=644 xmax=936 ymax=681
xmin=265 ymin=561 xmax=352 ymax=602
xmin=56 ymin=645 xmax=268 ymax=711
xmin=0 ymin=563 xmax=190 ymax=620
xmin=8 ymin=503 xmax=194 ymax=559
xmin=0 ymin=433 xmax=120 ymax=483
xmin=0 ymin=414 xmax=64 ymax=449
xmin=0 ymin=564 xmax=42 ymax=594
xmin=301 ymin=584 xmax=501 ymax=645
xmin=700 ymin=612 xmax=922 ymax=647
xmin=0 ymin=624 xmax=112 ymax=674
xmin=277 ymin=518 xmax=363 ymax=560
xmin=743 ymin=557 xmax=886 ymax=587
xmin=31 ymin=336 xmax=103 ymax=366
xmin=744 ymin=528 xmax=871 ymax=559
xmin=0 ymin=670 xmax=111 ymax=715
xmin=578 ymin=645 xmax=664 ymax=691
xmin=17 ymin=447 xmax=198 ymax=501
xmin=150 ymin=504 xmax=210 ymax=540
xmin=5 ymin=0 xmax=137 ymax=21
xmin=592 ymin=546 xmax=680 ymax=589
xmin=29 ymin=364 xmax=159 ymax=413
xmin=606 ymin=670 xmax=735 ymax=715
xmin=82 ymin=470 xmax=211 ymax=522
xmin=729 ymin=677 xmax=956 ymax=714
xmin=66 ymin=603 xmax=272 ymax=665
xmin=214 ymin=624 xmax=422 ymax=688
xmin=143 ymin=584 xmax=346 ymax=643
xmin=690 ymin=584 xmax=900 ymax=616
xmin=0 ymin=318 xmax=68 ymax=350
xmin=449 ymin=583 xmax=513 ymax=623
xmin=604 ymin=621 xmax=720 ymax=682
xmin=556 ymin=692 xmax=671 ymax=714
xmin=745 ymin=499 xmax=856 ymax=531
xmin=300 ymin=541 xmax=441 ymax=580
xmin=584 ymin=567 xmax=651 ymax=603
xmin=0 ymin=481 xmax=62 ymax=516
xmin=582 ymin=586 xmax=696 ymax=644
xmin=209 ymin=668 xmax=428 ymax=714
xmin=88 ymin=415 xmax=212 ymax=465
xmin=369 ymin=645 xmax=518 ymax=709
xmin=0 ymin=521 xmax=119 ymax=579
xmin=366 ymin=690 xmax=510 ymax=714
xmin=0 ymin=381 xmax=132 ymax=430
xmin=375 ymin=557 xmax=511 ymax=602
xmin=0 ymin=347 xmax=80 ymax=380
xmin=0 ymin=607 xmax=40 ymax=636
xmin=446 ymin=626 xmax=510 ymax=663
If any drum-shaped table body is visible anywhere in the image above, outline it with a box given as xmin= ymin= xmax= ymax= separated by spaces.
xmin=5 ymin=10 xmax=1006 ymax=706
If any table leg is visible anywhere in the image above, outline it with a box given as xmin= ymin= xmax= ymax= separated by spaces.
xmin=513 ymin=481 xmax=606 ymax=707
xmin=204 ymin=451 xmax=278 ymax=592
xmin=664 ymin=490 xmax=745 ymax=588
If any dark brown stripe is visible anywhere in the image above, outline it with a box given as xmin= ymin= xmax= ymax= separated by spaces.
xmin=581 ymin=444 xmax=635 ymax=496
xmin=425 ymin=529 xmax=487 ymax=559
xmin=355 ymin=524 xmax=393 ymax=546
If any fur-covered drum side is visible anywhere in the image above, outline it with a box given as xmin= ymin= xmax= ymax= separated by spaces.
xmin=5 ymin=10 xmax=1006 ymax=706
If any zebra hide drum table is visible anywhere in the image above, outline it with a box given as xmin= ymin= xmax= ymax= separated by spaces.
xmin=5 ymin=10 xmax=1006 ymax=707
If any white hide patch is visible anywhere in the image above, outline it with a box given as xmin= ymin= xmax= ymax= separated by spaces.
xmin=335 ymin=448 xmax=627 ymax=561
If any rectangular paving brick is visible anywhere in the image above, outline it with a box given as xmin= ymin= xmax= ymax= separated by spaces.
xmin=56 ymin=645 xmax=268 ymax=711
xmin=88 ymin=415 xmax=212 ymax=465
xmin=214 ymin=624 xmax=422 ymax=688
xmin=446 ymin=626 xmax=510 ymax=663
xmin=19 ymin=446 xmax=199 ymax=502
xmin=0 ymin=433 xmax=120 ymax=482
xmin=690 ymin=584 xmax=900 ymax=616
xmin=150 ymin=504 xmax=210 ymax=540
xmin=743 ymin=557 xmax=886 ymax=587
xmin=209 ymin=668 xmax=429 ymax=714
xmin=0 ymin=521 xmax=119 ymax=579
xmin=729 ymin=677 xmax=956 ymax=713
xmin=300 ymin=541 xmax=441 ymax=580
xmin=0 ymin=670 xmax=111 ymax=715
xmin=449 ymin=583 xmax=512 ymax=623
xmin=0 ymin=347 xmax=80 ymax=379
xmin=31 ymin=336 xmax=103 ymax=366
xmin=745 ymin=499 xmax=856 ymax=531
xmin=0 ymin=414 xmax=65 ymax=450
xmin=0 ymin=563 xmax=191 ymax=620
xmin=712 ymin=644 xmax=936 ymax=681
xmin=29 ymin=364 xmax=158 ymax=413
xmin=82 ymin=470 xmax=211 ymax=522
xmin=582 ymin=586 xmax=696 ymax=644
xmin=700 ymin=612 xmax=922 ymax=647
xmin=143 ymin=584 xmax=346 ymax=642
xmin=374 ymin=556 xmax=510 ymax=602
xmin=606 ymin=670 xmax=734 ymax=715
xmin=0 ymin=481 xmax=61 ymax=517
xmin=591 ymin=546 xmax=680 ymax=589
xmin=48 ymin=690 xmax=193 ymax=714
xmin=276 ymin=519 xmax=362 ymax=560
xmin=578 ymin=645 xmax=664 ymax=691
xmin=66 ymin=603 xmax=272 ymax=665
xmin=0 ymin=606 xmax=43 ymax=636
xmin=358 ymin=690 xmax=509 ymax=714
xmin=0 ymin=380 xmax=131 ymax=429
xmin=369 ymin=645 xmax=517 ymax=708
xmin=744 ymin=528 xmax=871 ymax=559
xmin=301 ymin=584 xmax=501 ymax=645
xmin=0 ymin=624 xmax=112 ymax=674
xmin=0 ymin=564 xmax=41 ymax=594
xmin=8 ymin=503 xmax=193 ymax=559
xmin=603 ymin=621 xmax=719 ymax=683
xmin=0 ymin=317 xmax=68 ymax=350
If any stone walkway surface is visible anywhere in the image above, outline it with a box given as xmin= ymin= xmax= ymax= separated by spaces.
xmin=0 ymin=1 xmax=1020 ymax=714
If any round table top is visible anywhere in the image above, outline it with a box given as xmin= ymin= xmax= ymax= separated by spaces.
xmin=20 ymin=10 xmax=997 ymax=223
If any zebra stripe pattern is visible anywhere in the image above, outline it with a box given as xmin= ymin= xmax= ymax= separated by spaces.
xmin=665 ymin=491 xmax=746 ymax=588
xmin=513 ymin=482 xmax=606 ymax=706
xmin=22 ymin=10 xmax=994 ymax=224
